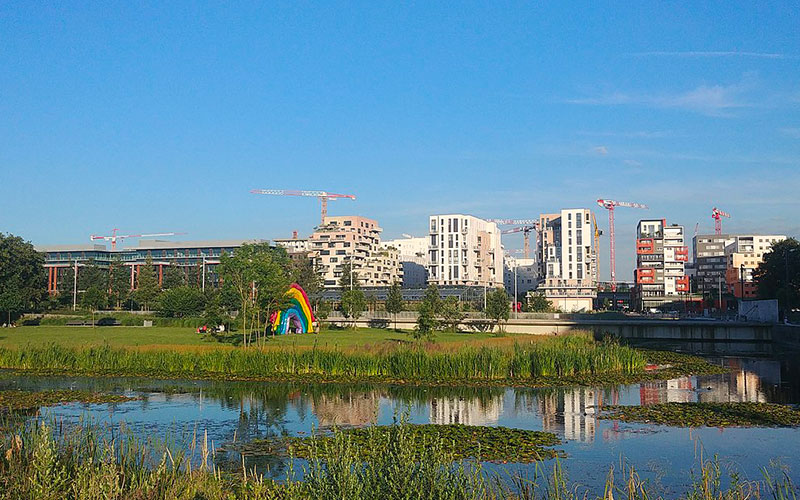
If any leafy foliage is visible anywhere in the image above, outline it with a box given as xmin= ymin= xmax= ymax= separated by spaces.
xmin=485 ymin=288 xmax=510 ymax=331
xmin=0 ymin=233 xmax=46 ymax=323
xmin=527 ymin=293 xmax=553 ymax=313
xmin=754 ymin=237 xmax=800 ymax=314
xmin=384 ymin=281 xmax=404 ymax=330
xmin=133 ymin=256 xmax=161 ymax=312
xmin=340 ymin=289 xmax=367 ymax=328
xmin=440 ymin=296 xmax=465 ymax=332
xmin=158 ymin=286 xmax=206 ymax=318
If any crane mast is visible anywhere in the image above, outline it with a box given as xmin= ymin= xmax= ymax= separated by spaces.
xmin=596 ymin=199 xmax=648 ymax=292
xmin=711 ymin=207 xmax=731 ymax=235
xmin=491 ymin=219 xmax=540 ymax=260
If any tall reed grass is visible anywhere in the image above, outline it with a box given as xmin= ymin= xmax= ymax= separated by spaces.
xmin=0 ymin=417 xmax=795 ymax=500
xmin=0 ymin=335 xmax=646 ymax=383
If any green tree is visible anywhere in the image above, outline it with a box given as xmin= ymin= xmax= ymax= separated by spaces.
xmin=81 ymin=286 xmax=107 ymax=327
xmin=754 ymin=238 xmax=800 ymax=318
xmin=292 ymin=257 xmax=323 ymax=301
xmin=486 ymin=287 xmax=510 ymax=333
xmin=0 ymin=233 xmax=46 ymax=324
xmin=413 ymin=284 xmax=442 ymax=340
xmin=439 ymin=296 xmax=465 ymax=333
xmin=219 ymin=243 xmax=292 ymax=347
xmin=108 ymin=257 xmax=131 ymax=309
xmin=338 ymin=259 xmax=360 ymax=291
xmin=315 ymin=299 xmax=332 ymax=331
xmin=340 ymin=289 xmax=366 ymax=328
xmin=527 ymin=293 xmax=553 ymax=313
xmin=158 ymin=286 xmax=206 ymax=317
xmin=161 ymin=264 xmax=186 ymax=289
xmin=78 ymin=259 xmax=108 ymax=292
xmin=384 ymin=281 xmax=405 ymax=330
xmin=134 ymin=256 xmax=161 ymax=312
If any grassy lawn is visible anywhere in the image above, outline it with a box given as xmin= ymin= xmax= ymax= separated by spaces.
xmin=0 ymin=326 xmax=517 ymax=352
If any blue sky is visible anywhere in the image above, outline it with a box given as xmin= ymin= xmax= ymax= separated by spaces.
xmin=1 ymin=1 xmax=798 ymax=280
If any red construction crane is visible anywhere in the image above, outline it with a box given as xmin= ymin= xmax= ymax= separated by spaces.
xmin=596 ymin=199 xmax=648 ymax=292
xmin=711 ymin=207 xmax=731 ymax=235
xmin=250 ymin=189 xmax=356 ymax=225
xmin=500 ymin=225 xmax=537 ymax=259
xmin=90 ymin=229 xmax=185 ymax=251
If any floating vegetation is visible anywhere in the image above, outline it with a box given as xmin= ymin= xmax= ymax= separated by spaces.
xmin=242 ymin=424 xmax=561 ymax=463
xmin=600 ymin=402 xmax=800 ymax=428
xmin=0 ymin=389 xmax=135 ymax=412
xmin=0 ymin=416 xmax=796 ymax=499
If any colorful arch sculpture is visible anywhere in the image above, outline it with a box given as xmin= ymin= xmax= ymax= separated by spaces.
xmin=270 ymin=284 xmax=316 ymax=334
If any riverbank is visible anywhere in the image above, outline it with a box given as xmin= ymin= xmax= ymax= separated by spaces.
xmin=0 ymin=417 xmax=794 ymax=500
xmin=0 ymin=333 xmax=726 ymax=388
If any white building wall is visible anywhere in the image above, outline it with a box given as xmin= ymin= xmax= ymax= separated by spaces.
xmin=428 ymin=215 xmax=503 ymax=287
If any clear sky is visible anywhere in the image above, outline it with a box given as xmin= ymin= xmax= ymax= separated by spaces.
xmin=1 ymin=1 xmax=798 ymax=280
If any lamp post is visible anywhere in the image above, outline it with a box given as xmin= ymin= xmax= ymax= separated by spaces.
xmin=514 ymin=263 xmax=518 ymax=319
xmin=784 ymin=247 xmax=798 ymax=321
xmin=739 ymin=263 xmax=745 ymax=300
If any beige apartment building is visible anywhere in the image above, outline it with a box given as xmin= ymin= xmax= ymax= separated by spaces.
xmin=724 ymin=234 xmax=786 ymax=299
xmin=537 ymin=209 xmax=598 ymax=312
xmin=427 ymin=214 xmax=503 ymax=287
xmin=309 ymin=216 xmax=402 ymax=288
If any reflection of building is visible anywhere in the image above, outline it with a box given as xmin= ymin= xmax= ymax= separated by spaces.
xmin=537 ymin=388 xmax=597 ymax=443
xmin=430 ymin=396 xmax=503 ymax=426
xmin=312 ymin=392 xmax=380 ymax=427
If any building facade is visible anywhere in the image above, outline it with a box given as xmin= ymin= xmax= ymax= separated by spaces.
xmin=382 ymin=237 xmax=428 ymax=288
xmin=427 ymin=215 xmax=503 ymax=287
xmin=309 ymin=216 xmax=402 ymax=288
xmin=692 ymin=234 xmax=735 ymax=295
xmin=536 ymin=209 xmax=597 ymax=312
xmin=633 ymin=219 xmax=689 ymax=311
xmin=724 ymin=234 xmax=786 ymax=299
xmin=503 ymin=256 xmax=539 ymax=300
xmin=39 ymin=239 xmax=267 ymax=294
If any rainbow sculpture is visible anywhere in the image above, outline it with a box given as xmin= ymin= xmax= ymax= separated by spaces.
xmin=269 ymin=284 xmax=316 ymax=334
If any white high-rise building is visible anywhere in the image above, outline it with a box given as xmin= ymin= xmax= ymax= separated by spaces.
xmin=537 ymin=209 xmax=598 ymax=312
xmin=427 ymin=215 xmax=503 ymax=287
xmin=504 ymin=256 xmax=539 ymax=300
xmin=382 ymin=236 xmax=429 ymax=288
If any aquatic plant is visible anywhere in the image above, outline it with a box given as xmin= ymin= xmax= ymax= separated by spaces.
xmin=0 ymin=390 xmax=134 ymax=412
xmin=600 ymin=402 xmax=800 ymax=428
xmin=0 ymin=335 xmax=652 ymax=386
xmin=0 ymin=417 xmax=796 ymax=499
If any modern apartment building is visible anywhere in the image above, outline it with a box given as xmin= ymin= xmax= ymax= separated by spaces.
xmin=536 ymin=209 xmax=597 ymax=312
xmin=724 ymin=234 xmax=786 ymax=298
xmin=381 ymin=236 xmax=428 ymax=288
xmin=427 ymin=215 xmax=503 ymax=287
xmin=309 ymin=216 xmax=402 ymax=288
xmin=273 ymin=237 xmax=310 ymax=254
xmin=503 ymin=256 xmax=539 ymax=300
xmin=633 ymin=219 xmax=689 ymax=311
xmin=692 ymin=234 xmax=735 ymax=294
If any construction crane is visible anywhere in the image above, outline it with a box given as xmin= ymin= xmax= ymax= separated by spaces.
xmin=596 ymin=199 xmax=648 ymax=292
xmin=500 ymin=225 xmax=537 ymax=259
xmin=711 ymin=207 xmax=731 ymax=235
xmin=90 ymin=229 xmax=185 ymax=251
xmin=250 ymin=189 xmax=356 ymax=225
xmin=489 ymin=219 xmax=541 ymax=260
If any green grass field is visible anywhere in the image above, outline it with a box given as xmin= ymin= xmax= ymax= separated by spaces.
xmin=0 ymin=326 xmax=513 ymax=351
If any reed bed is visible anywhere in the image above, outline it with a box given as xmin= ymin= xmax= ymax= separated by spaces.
xmin=0 ymin=417 xmax=795 ymax=500
xmin=0 ymin=334 xmax=646 ymax=383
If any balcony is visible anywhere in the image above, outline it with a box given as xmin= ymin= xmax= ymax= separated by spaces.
xmin=637 ymin=238 xmax=655 ymax=255
xmin=636 ymin=268 xmax=656 ymax=284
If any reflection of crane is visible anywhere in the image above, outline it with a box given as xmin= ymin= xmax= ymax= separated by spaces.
xmin=501 ymin=226 xmax=537 ymax=259
xmin=90 ymin=229 xmax=184 ymax=251
xmin=489 ymin=219 xmax=540 ymax=260
xmin=250 ymin=189 xmax=356 ymax=225
xmin=596 ymin=199 xmax=648 ymax=292
xmin=711 ymin=207 xmax=730 ymax=235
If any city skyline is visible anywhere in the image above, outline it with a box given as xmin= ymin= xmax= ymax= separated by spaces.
xmin=2 ymin=2 xmax=799 ymax=280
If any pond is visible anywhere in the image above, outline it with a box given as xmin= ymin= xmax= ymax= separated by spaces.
xmin=1 ymin=350 xmax=798 ymax=495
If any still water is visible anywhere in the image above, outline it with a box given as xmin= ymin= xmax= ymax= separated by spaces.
xmin=1 ymin=353 xmax=798 ymax=495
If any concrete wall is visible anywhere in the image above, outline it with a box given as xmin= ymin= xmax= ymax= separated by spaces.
xmin=327 ymin=312 xmax=775 ymax=341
